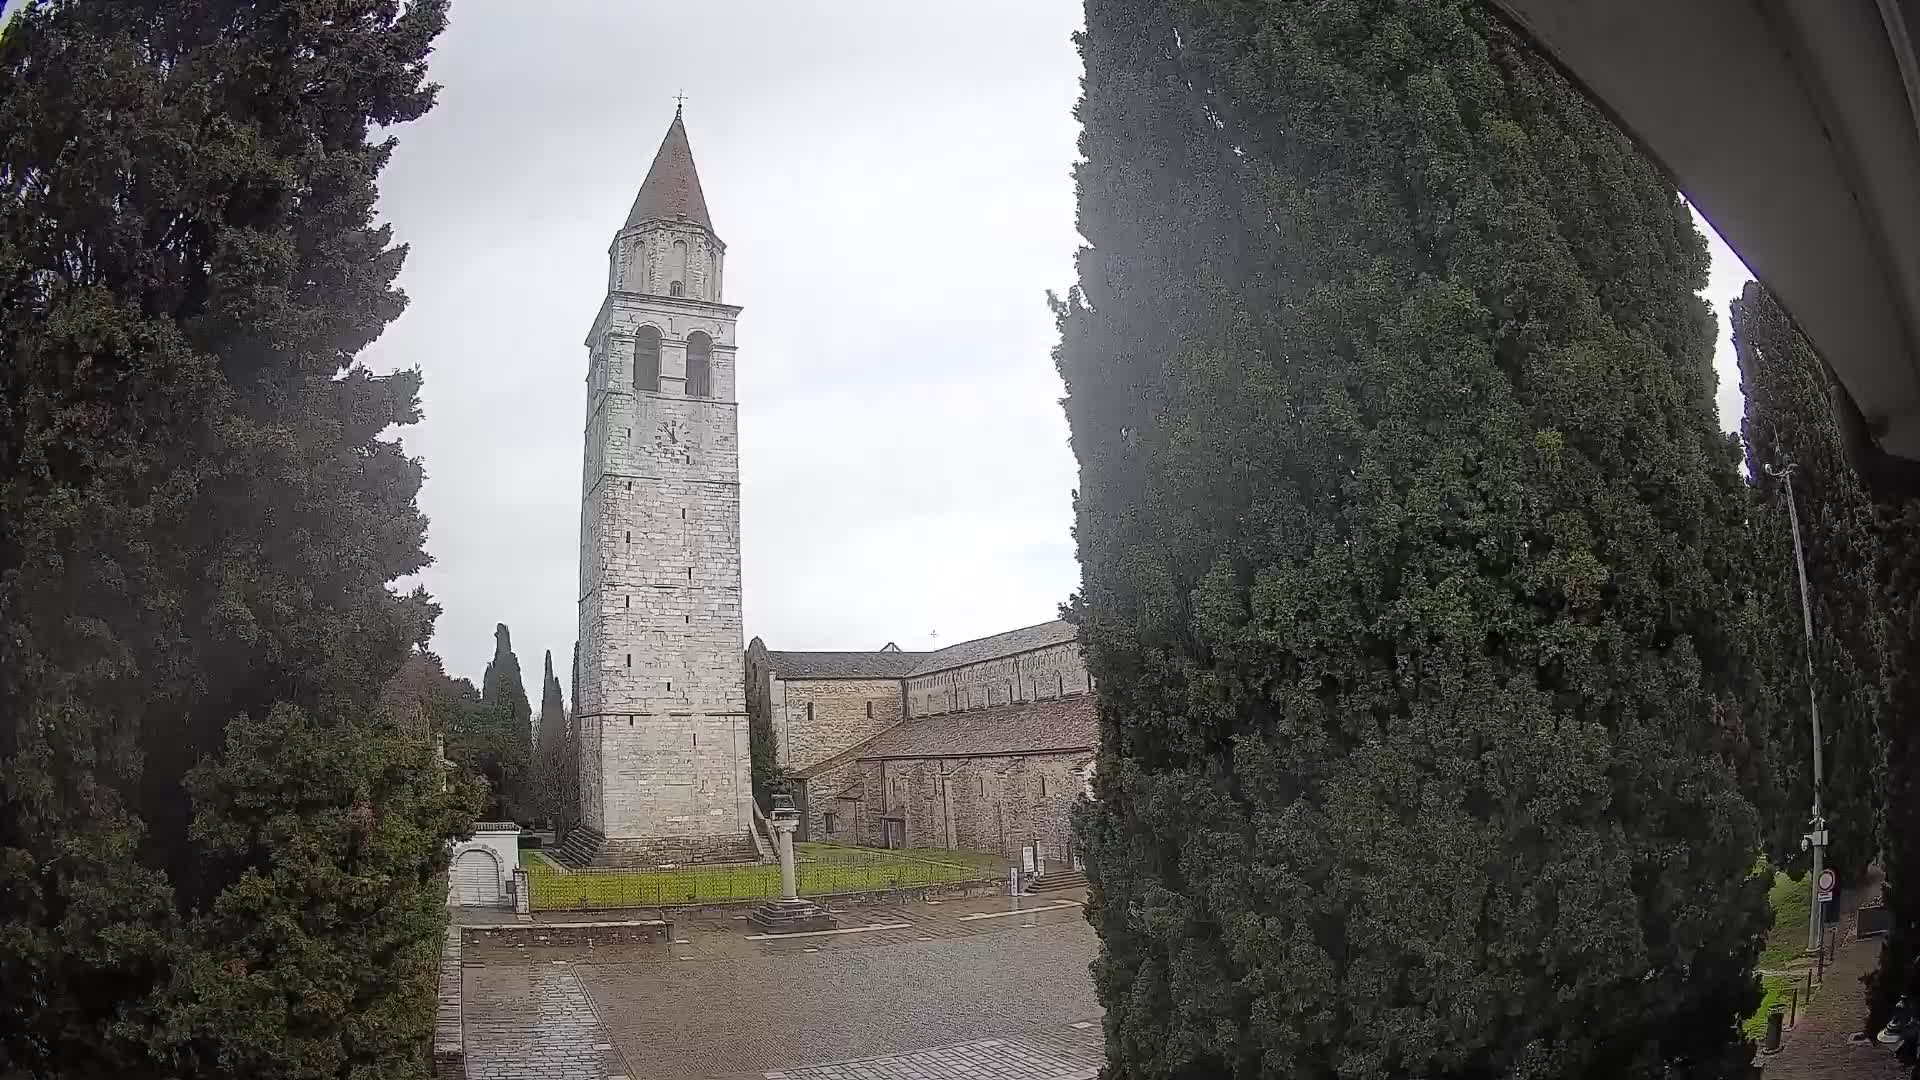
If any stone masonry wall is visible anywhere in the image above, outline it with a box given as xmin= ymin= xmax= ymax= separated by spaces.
xmin=848 ymin=752 xmax=1090 ymax=864
xmin=905 ymin=641 xmax=1089 ymax=718
xmin=799 ymin=755 xmax=864 ymax=843
xmin=773 ymin=678 xmax=904 ymax=773
xmin=577 ymin=225 xmax=748 ymax=844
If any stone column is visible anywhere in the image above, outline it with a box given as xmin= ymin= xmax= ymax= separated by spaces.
xmin=748 ymin=795 xmax=834 ymax=933
xmin=774 ymin=814 xmax=798 ymax=900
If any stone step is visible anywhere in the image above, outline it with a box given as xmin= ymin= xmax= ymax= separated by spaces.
xmin=553 ymin=826 xmax=607 ymax=868
xmin=1025 ymin=869 xmax=1087 ymax=894
xmin=555 ymin=829 xmax=761 ymax=869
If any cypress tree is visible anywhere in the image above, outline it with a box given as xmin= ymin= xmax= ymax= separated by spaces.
xmin=1871 ymin=511 xmax=1920 ymax=1039
xmin=1058 ymin=2 xmax=1767 ymax=1076
xmin=562 ymin=640 xmax=581 ymax=837
xmin=0 ymin=0 xmax=468 ymax=1073
xmin=1731 ymin=281 xmax=1886 ymax=884
xmin=446 ymin=623 xmax=532 ymax=822
xmin=536 ymin=650 xmax=566 ymax=827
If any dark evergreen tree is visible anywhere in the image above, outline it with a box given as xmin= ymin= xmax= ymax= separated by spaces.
xmin=0 ymin=0 xmax=465 ymax=1074
xmin=1732 ymin=281 xmax=1886 ymax=884
xmin=561 ymin=641 xmax=580 ymax=837
xmin=1870 ymin=509 xmax=1920 ymax=1048
xmin=481 ymin=623 xmax=533 ymax=734
xmin=1057 ymin=1 xmax=1767 ymax=1076
xmin=467 ymin=623 xmax=531 ymax=821
xmin=535 ymin=650 xmax=566 ymax=827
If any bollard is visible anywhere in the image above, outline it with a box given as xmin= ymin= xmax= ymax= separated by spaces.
xmin=1762 ymin=1005 xmax=1785 ymax=1055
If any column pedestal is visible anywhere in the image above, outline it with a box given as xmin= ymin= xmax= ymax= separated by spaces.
xmin=749 ymin=799 xmax=836 ymax=934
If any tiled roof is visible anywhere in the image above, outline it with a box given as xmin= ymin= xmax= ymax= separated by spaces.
xmin=906 ymin=620 xmax=1079 ymax=677
xmin=851 ymin=694 xmax=1096 ymax=761
xmin=764 ymin=650 xmax=925 ymax=680
xmin=625 ymin=111 xmax=714 ymax=232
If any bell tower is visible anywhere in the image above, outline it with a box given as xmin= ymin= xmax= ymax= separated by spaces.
xmin=568 ymin=107 xmax=753 ymax=866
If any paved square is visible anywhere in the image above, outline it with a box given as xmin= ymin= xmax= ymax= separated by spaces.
xmin=764 ymin=1031 xmax=1101 ymax=1080
xmin=460 ymin=895 xmax=1104 ymax=1079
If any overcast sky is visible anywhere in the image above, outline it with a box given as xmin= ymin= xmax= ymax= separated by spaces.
xmin=358 ymin=1 xmax=1753 ymax=689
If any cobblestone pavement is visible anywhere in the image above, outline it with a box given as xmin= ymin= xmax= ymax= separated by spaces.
xmin=461 ymin=894 xmax=1102 ymax=1080
xmin=1761 ymin=888 xmax=1907 ymax=1080
xmin=463 ymin=967 xmax=625 ymax=1080
xmin=761 ymin=1026 xmax=1103 ymax=1080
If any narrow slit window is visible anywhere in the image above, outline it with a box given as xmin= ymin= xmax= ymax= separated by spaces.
xmin=625 ymin=654 xmax=631 ymax=668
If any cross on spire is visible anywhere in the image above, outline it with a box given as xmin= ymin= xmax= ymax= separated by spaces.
xmin=673 ymin=90 xmax=687 ymax=117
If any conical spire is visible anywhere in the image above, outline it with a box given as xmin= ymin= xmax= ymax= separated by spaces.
xmin=624 ymin=110 xmax=713 ymax=233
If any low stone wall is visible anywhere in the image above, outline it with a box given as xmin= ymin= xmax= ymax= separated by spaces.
xmin=461 ymin=919 xmax=674 ymax=948
xmin=433 ymin=924 xmax=464 ymax=1080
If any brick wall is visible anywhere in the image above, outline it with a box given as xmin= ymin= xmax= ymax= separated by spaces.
xmin=905 ymin=641 xmax=1090 ymax=718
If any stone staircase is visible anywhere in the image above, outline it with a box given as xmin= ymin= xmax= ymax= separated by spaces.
xmin=553 ymin=826 xmax=606 ymax=868
xmin=1025 ymin=867 xmax=1087 ymax=894
xmin=552 ymin=826 xmax=761 ymax=869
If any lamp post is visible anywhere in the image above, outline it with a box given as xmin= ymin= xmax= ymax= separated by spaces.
xmin=1765 ymin=459 xmax=1829 ymax=955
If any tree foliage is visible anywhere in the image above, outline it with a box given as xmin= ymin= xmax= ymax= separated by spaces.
xmin=1731 ymin=281 xmax=1885 ymax=883
xmin=0 ymin=0 xmax=466 ymax=1073
xmin=1870 ymin=505 xmax=1920 ymax=1039
xmin=455 ymin=623 xmax=531 ymax=822
xmin=1057 ymin=1 xmax=1767 ymax=1076
xmin=560 ymin=640 xmax=580 ymax=837
xmin=534 ymin=650 xmax=566 ymax=828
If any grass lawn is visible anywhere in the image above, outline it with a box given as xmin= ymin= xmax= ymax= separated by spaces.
xmin=1743 ymin=972 xmax=1799 ymax=1039
xmin=1740 ymin=867 xmax=1815 ymax=1039
xmin=520 ymin=843 xmax=1005 ymax=910
xmin=1758 ymin=870 xmax=1813 ymax=970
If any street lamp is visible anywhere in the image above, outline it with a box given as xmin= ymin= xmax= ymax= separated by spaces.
xmin=1764 ymin=458 xmax=1830 ymax=956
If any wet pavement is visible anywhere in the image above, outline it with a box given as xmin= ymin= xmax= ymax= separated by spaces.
xmin=460 ymin=890 xmax=1104 ymax=1080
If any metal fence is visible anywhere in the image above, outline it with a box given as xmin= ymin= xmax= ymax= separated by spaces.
xmin=524 ymin=845 xmax=1003 ymax=911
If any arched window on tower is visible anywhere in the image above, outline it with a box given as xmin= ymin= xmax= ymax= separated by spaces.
xmin=669 ymin=239 xmax=688 ymax=296
xmin=685 ymin=331 xmax=712 ymax=398
xmin=635 ymin=325 xmax=661 ymax=393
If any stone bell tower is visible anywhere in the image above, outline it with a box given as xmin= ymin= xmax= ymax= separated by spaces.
xmin=565 ymin=107 xmax=753 ymax=866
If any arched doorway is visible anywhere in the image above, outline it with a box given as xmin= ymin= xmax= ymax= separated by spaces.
xmin=450 ymin=847 xmax=504 ymax=907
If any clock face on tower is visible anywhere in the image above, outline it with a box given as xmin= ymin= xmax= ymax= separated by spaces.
xmin=652 ymin=417 xmax=693 ymax=463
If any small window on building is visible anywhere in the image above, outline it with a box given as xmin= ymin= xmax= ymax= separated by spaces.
xmin=806 ymin=702 xmax=814 ymax=723
xmin=866 ymin=701 xmax=874 ymax=720
xmin=624 ymin=595 xmax=630 ymax=608
xmin=977 ymin=776 xmax=986 ymax=797
xmin=625 ymin=654 xmax=631 ymax=668
xmin=670 ymin=280 xmax=685 ymax=296
xmin=824 ymin=812 xmax=838 ymax=834
xmin=1040 ymin=775 xmax=1050 ymax=797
